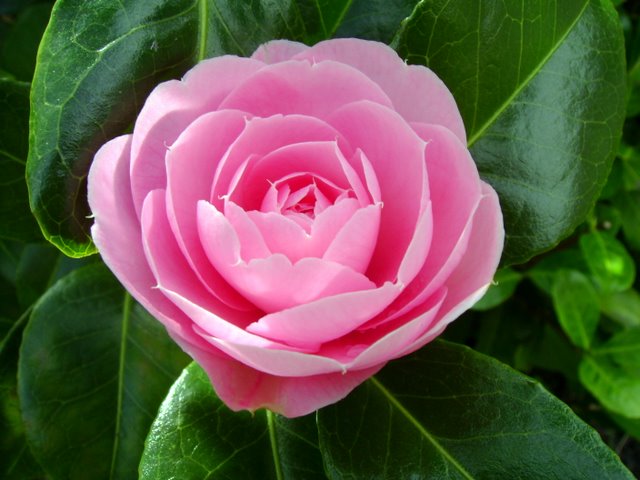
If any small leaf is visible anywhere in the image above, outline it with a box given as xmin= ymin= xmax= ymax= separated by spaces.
xmin=528 ymin=248 xmax=589 ymax=294
xmin=0 ymin=79 xmax=41 ymax=242
xmin=579 ymin=354 xmax=640 ymax=418
xmin=472 ymin=267 xmax=522 ymax=311
xmin=318 ymin=341 xmax=633 ymax=479
xmin=551 ymin=269 xmax=601 ymax=349
xmin=139 ymin=362 xmax=326 ymax=480
xmin=592 ymin=327 xmax=640 ymax=368
xmin=394 ymin=0 xmax=626 ymax=264
xmin=616 ymin=189 xmax=640 ymax=250
xmin=600 ymin=289 xmax=640 ymax=328
xmin=18 ymin=263 xmax=189 ymax=480
xmin=580 ymin=231 xmax=636 ymax=293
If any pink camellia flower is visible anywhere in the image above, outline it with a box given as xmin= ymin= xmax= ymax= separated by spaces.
xmin=88 ymin=38 xmax=504 ymax=418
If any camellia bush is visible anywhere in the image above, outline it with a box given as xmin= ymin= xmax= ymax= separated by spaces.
xmin=2 ymin=0 xmax=640 ymax=478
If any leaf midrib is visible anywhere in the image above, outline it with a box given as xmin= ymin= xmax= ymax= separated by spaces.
xmin=467 ymin=0 xmax=590 ymax=148
xmin=108 ymin=292 xmax=132 ymax=479
xmin=369 ymin=376 xmax=474 ymax=479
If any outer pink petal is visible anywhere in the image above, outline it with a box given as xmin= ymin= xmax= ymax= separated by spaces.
xmin=165 ymin=109 xmax=255 ymax=310
xmin=292 ymin=38 xmax=467 ymax=143
xmin=399 ymin=185 xmax=504 ymax=356
xmin=328 ymin=100 xmax=428 ymax=284
xmin=185 ymin=341 xmax=382 ymax=417
xmin=219 ymin=59 xmax=394 ymax=120
xmin=246 ymin=281 xmax=401 ymax=347
xmin=87 ymin=135 xmax=208 ymax=350
xmin=129 ymin=56 xmax=265 ymax=216
xmin=380 ymin=123 xmax=484 ymax=321
xmin=251 ymin=39 xmax=309 ymax=64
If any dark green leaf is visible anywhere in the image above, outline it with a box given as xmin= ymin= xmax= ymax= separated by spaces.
xmin=0 ymin=3 xmax=53 ymax=81
xmin=0 ymin=79 xmax=41 ymax=242
xmin=580 ymin=231 xmax=636 ymax=293
xmin=551 ymin=269 xmax=601 ymax=349
xmin=335 ymin=0 xmax=418 ymax=43
xmin=579 ymin=354 xmax=640 ymax=418
xmin=472 ymin=267 xmax=522 ymax=311
xmin=18 ymin=263 xmax=189 ymax=480
xmin=140 ymin=362 xmax=326 ymax=480
xmin=394 ymin=0 xmax=626 ymax=264
xmin=318 ymin=341 xmax=633 ymax=479
xmin=600 ymin=289 xmax=640 ymax=328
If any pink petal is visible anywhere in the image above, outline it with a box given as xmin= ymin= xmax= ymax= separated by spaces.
xmin=186 ymin=340 xmax=382 ymax=417
xmin=224 ymin=202 xmax=271 ymax=261
xmin=225 ymin=141 xmax=352 ymax=210
xmin=399 ymin=185 xmax=504 ymax=356
xmin=246 ymin=281 xmax=401 ymax=347
xmin=141 ymin=190 xmax=257 ymax=327
xmin=210 ymin=115 xmax=345 ymax=209
xmin=292 ymin=38 xmax=467 ymax=143
xmin=328 ymin=100 xmax=429 ymax=284
xmin=251 ymin=39 xmax=309 ymax=64
xmin=219 ymin=59 xmax=394 ymax=120
xmin=322 ymin=203 xmax=382 ymax=273
xmin=129 ymin=56 xmax=265 ymax=216
xmin=87 ymin=135 xmax=209 ymax=350
xmin=346 ymin=287 xmax=446 ymax=370
xmin=165 ymin=109 xmax=255 ymax=310
xmin=379 ymin=123 xmax=484 ymax=321
xmin=198 ymin=201 xmax=376 ymax=314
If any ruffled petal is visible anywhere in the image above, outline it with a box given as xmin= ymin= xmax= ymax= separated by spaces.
xmin=251 ymin=39 xmax=309 ymax=64
xmin=328 ymin=100 xmax=428 ymax=284
xmin=186 ymin=340 xmax=382 ymax=417
xmin=219 ymin=59 xmax=394 ymax=120
xmin=165 ymin=109 xmax=255 ymax=310
xmin=129 ymin=56 xmax=265 ymax=215
xmin=87 ymin=135 xmax=208 ymax=349
xmin=246 ymin=281 xmax=400 ymax=347
xmin=292 ymin=38 xmax=467 ymax=143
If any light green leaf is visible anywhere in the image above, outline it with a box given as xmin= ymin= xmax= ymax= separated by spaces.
xmin=580 ymin=231 xmax=636 ymax=293
xmin=579 ymin=354 xmax=640 ymax=419
xmin=592 ymin=327 xmax=640 ymax=368
xmin=394 ymin=0 xmax=626 ymax=264
xmin=318 ymin=341 xmax=633 ymax=479
xmin=18 ymin=263 xmax=189 ymax=480
xmin=139 ymin=362 xmax=326 ymax=480
xmin=600 ymin=289 xmax=640 ymax=328
xmin=551 ymin=269 xmax=601 ymax=349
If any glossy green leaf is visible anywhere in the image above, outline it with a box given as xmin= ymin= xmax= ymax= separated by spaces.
xmin=600 ymin=289 xmax=640 ymax=328
xmin=140 ymin=362 xmax=326 ymax=480
xmin=318 ymin=341 xmax=633 ymax=479
xmin=472 ymin=267 xmax=522 ymax=311
xmin=579 ymin=354 xmax=640 ymax=418
xmin=18 ymin=263 xmax=189 ymax=480
xmin=0 ymin=79 xmax=40 ymax=242
xmin=26 ymin=0 xmax=359 ymax=256
xmin=394 ymin=0 xmax=626 ymax=264
xmin=335 ymin=0 xmax=418 ymax=43
xmin=551 ymin=269 xmax=601 ymax=349
xmin=580 ymin=231 xmax=636 ymax=293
